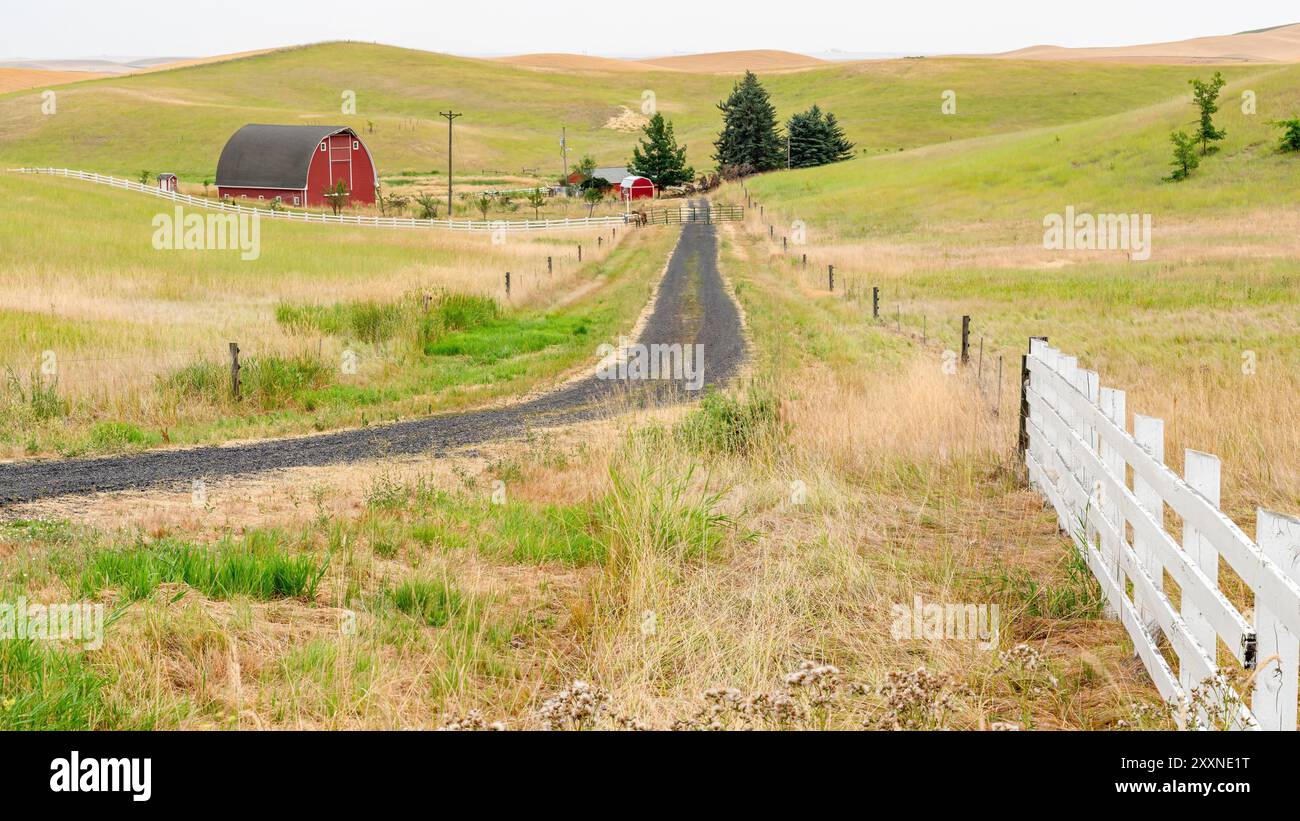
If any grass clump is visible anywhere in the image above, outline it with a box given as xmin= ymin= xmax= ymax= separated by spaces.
xmin=675 ymin=389 xmax=782 ymax=457
xmin=163 ymin=354 xmax=330 ymax=410
xmin=87 ymin=421 xmax=155 ymax=451
xmin=76 ymin=531 xmax=328 ymax=602
xmin=386 ymin=578 xmax=464 ymax=627
xmin=0 ymin=639 xmax=119 ymax=730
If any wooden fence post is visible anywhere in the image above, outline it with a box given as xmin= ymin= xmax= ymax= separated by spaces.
xmin=828 ymin=264 xmax=834 ymax=292
xmin=505 ymin=271 xmax=511 ymax=298
xmin=547 ymin=256 xmax=553 ymax=274
xmin=782 ymin=236 xmax=787 ymax=251
xmin=578 ymin=244 xmax=582 ymax=262
xmin=960 ymin=315 xmax=971 ymax=364
xmin=1018 ymin=336 xmax=1047 ymax=461
xmin=228 ymin=342 xmax=241 ymax=400
xmin=872 ymin=287 xmax=879 ymax=319
xmin=802 ymin=253 xmax=807 ymax=267
xmin=995 ymin=355 xmax=1003 ymax=416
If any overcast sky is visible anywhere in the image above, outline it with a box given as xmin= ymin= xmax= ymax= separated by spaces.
xmin=4 ymin=1 xmax=1296 ymax=60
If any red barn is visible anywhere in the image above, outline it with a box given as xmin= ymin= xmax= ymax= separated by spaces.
xmin=617 ymin=175 xmax=655 ymax=201
xmin=215 ymin=124 xmax=377 ymax=208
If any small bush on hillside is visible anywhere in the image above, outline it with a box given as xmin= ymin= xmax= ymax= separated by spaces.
xmin=1165 ymin=131 xmax=1200 ymax=182
xmin=1270 ymin=118 xmax=1300 ymax=153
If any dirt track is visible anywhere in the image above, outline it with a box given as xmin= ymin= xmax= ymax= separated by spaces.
xmin=0 ymin=215 xmax=745 ymax=505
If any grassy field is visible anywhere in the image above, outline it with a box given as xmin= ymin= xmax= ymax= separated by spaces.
xmin=2 ymin=42 xmax=1297 ymax=730
xmin=0 ymin=42 xmax=1244 ymax=185
xmin=0 ymin=172 xmax=671 ymax=457
xmin=0 ymin=219 xmax=1161 ymax=730
xmin=718 ymin=61 xmax=1300 ymax=528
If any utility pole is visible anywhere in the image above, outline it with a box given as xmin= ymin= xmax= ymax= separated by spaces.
xmin=560 ymin=127 xmax=569 ymax=193
xmin=440 ymin=110 xmax=462 ymax=217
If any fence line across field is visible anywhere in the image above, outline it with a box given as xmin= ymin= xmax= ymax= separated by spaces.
xmin=1020 ymin=338 xmax=1300 ymax=731
xmin=9 ymin=168 xmax=742 ymax=232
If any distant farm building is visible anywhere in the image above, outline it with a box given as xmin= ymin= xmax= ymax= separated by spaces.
xmin=157 ymin=173 xmax=177 ymax=192
xmin=215 ymin=124 xmax=377 ymax=207
xmin=617 ymin=175 xmax=656 ymax=200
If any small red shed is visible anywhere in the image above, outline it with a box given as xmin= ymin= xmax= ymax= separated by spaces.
xmin=157 ymin=173 xmax=178 ymax=192
xmin=617 ymin=175 xmax=655 ymax=201
xmin=215 ymin=124 xmax=377 ymax=208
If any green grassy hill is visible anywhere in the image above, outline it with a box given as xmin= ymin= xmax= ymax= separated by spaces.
xmin=0 ymin=41 xmax=1248 ymax=182
xmin=735 ymin=64 xmax=1300 ymax=238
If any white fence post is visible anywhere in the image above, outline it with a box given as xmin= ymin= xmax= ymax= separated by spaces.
xmin=1132 ymin=414 xmax=1166 ymax=635
xmin=1253 ymin=510 xmax=1300 ymax=731
xmin=1181 ymin=450 xmax=1222 ymax=694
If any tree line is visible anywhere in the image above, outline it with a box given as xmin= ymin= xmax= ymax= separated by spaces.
xmin=567 ymin=71 xmax=855 ymax=190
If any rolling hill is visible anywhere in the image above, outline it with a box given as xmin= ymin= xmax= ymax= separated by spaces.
xmin=992 ymin=21 xmax=1300 ymax=64
xmin=0 ymin=41 xmax=1245 ymax=182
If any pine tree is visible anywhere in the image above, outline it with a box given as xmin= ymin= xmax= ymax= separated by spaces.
xmin=785 ymin=105 xmax=855 ymax=168
xmin=713 ymin=71 xmax=785 ymax=174
xmin=1189 ymin=71 xmax=1227 ymax=156
xmin=629 ymin=113 xmax=695 ymax=187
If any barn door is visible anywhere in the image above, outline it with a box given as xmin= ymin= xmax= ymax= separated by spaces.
xmin=327 ymin=134 xmax=354 ymax=195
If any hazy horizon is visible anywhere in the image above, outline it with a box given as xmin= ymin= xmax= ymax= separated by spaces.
xmin=3 ymin=1 xmax=1295 ymax=62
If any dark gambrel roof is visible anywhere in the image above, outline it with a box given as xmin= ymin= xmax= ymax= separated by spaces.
xmin=215 ymin=124 xmax=354 ymax=189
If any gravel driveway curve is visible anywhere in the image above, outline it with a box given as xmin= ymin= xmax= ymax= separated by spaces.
xmin=0 ymin=214 xmax=745 ymax=505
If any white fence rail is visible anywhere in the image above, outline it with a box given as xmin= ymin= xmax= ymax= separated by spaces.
xmin=1022 ymin=338 xmax=1300 ymax=730
xmin=8 ymin=167 xmax=632 ymax=232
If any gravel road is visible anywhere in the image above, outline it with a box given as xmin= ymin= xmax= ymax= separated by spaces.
xmin=0 ymin=214 xmax=745 ymax=505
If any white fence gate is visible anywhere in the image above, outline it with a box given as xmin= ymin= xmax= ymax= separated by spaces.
xmin=1022 ymin=338 xmax=1300 ymax=730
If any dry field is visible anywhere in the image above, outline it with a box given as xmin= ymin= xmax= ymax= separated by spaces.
xmin=0 ymin=220 xmax=1159 ymax=730
xmin=0 ymin=172 xmax=661 ymax=457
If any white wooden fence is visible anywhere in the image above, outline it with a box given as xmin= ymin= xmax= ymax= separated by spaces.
xmin=8 ymin=167 xmax=631 ymax=232
xmin=1022 ymin=338 xmax=1300 ymax=730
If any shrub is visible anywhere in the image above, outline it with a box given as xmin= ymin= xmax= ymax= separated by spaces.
xmin=1271 ymin=118 xmax=1300 ymax=153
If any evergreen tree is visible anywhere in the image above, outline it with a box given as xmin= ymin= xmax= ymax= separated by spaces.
xmin=1189 ymin=71 xmax=1227 ymax=156
xmin=785 ymin=105 xmax=856 ymax=168
xmin=629 ymin=113 xmax=695 ymax=187
xmin=713 ymin=71 xmax=785 ymax=173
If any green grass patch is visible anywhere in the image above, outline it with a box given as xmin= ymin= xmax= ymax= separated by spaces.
xmin=75 ymin=531 xmax=328 ymax=601
xmin=385 ymin=577 xmax=464 ymax=627
xmin=675 ymin=389 xmax=783 ymax=457
xmin=0 ymin=640 xmax=119 ymax=730
xmin=424 ymin=314 xmax=591 ymax=363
